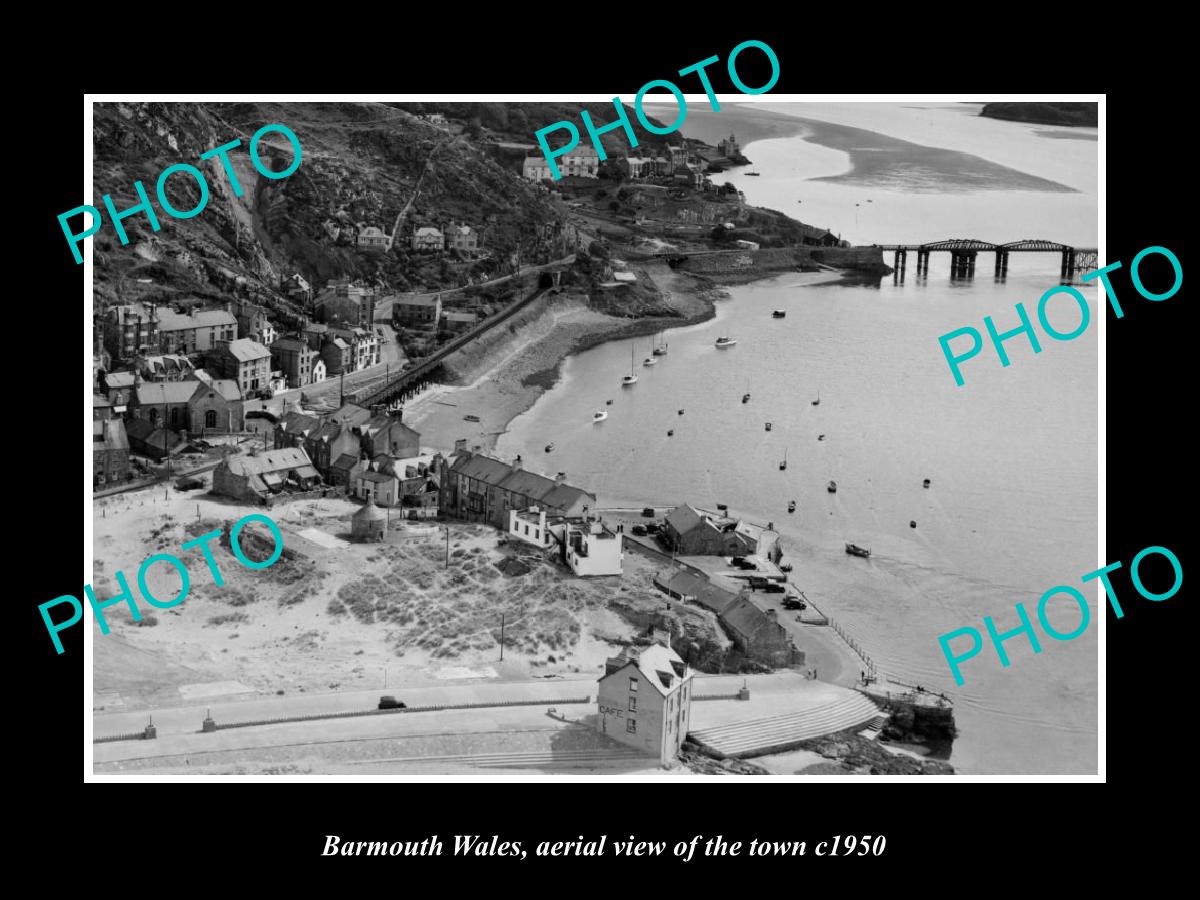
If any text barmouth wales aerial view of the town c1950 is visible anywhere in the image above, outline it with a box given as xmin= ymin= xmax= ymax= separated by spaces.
xmin=81 ymin=96 xmax=1101 ymax=777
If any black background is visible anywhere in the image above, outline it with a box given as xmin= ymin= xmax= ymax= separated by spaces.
xmin=22 ymin=26 xmax=1188 ymax=885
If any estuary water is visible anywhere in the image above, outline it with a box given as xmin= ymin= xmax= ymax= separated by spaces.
xmin=497 ymin=103 xmax=1099 ymax=775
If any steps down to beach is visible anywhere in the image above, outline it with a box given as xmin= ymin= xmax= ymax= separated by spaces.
xmin=859 ymin=715 xmax=889 ymax=740
xmin=689 ymin=692 xmax=881 ymax=758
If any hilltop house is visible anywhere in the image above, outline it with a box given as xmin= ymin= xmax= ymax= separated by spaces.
xmin=357 ymin=226 xmax=390 ymax=251
xmin=597 ymin=641 xmax=694 ymax=765
xmin=444 ymin=223 xmax=479 ymax=253
xmin=411 ymin=226 xmax=445 ymax=252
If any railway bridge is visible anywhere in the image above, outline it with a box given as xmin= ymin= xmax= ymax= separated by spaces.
xmin=877 ymin=239 xmax=1098 ymax=281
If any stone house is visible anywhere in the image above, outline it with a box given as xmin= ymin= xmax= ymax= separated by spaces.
xmin=189 ymin=379 xmax=244 ymax=434
xmin=212 ymin=447 xmax=321 ymax=502
xmin=411 ymin=226 xmax=445 ymax=252
xmin=93 ymin=418 xmax=131 ymax=486
xmin=213 ymin=338 xmax=272 ymax=398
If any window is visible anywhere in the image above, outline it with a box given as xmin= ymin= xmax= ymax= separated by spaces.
xmin=628 ymin=677 xmax=638 ymax=692
xmin=628 ymin=696 xmax=637 ymax=712
xmin=626 ymin=719 xmax=637 ymax=734
xmin=524 ymin=525 xmax=529 ymax=536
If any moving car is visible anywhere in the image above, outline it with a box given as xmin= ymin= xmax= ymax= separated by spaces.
xmin=378 ymin=695 xmax=407 ymax=710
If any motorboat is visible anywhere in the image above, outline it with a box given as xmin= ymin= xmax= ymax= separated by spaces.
xmin=923 ymin=478 xmax=931 ymax=488
xmin=545 ymin=443 xmax=555 ymax=453
xmin=746 ymin=171 xmax=760 ymax=176
xmin=765 ymin=422 xmax=772 ymax=431
xmin=667 ymin=429 xmax=674 ymax=436
xmin=715 ymin=336 xmax=737 ymax=348
xmin=593 ymin=411 xmax=608 ymax=423
xmin=463 ymin=414 xmax=481 ymax=423
xmin=827 ymin=480 xmax=837 ymax=493
xmin=845 ymin=543 xmax=871 ymax=559
xmin=678 ymin=409 xmax=685 ymax=415
xmin=910 ymin=520 xmax=917 ymax=529
xmin=742 ymin=393 xmax=750 ymax=404
xmin=772 ymin=310 xmax=786 ymax=318
xmin=716 ymin=503 xmax=728 ymax=512
xmin=606 ymin=399 xmax=614 ymax=406
xmin=818 ymin=434 xmax=825 ymax=441
xmin=643 ymin=357 xmax=657 ymax=367
xmin=787 ymin=500 xmax=796 ymax=513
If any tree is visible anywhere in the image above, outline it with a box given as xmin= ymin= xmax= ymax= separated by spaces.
xmin=609 ymin=201 xmax=620 ymax=212
xmin=711 ymin=226 xmax=731 ymax=243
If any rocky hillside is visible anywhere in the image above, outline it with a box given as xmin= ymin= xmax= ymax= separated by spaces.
xmin=91 ymin=102 xmax=576 ymax=315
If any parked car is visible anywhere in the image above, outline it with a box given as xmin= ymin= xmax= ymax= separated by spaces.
xmin=631 ymin=525 xmax=648 ymax=536
xmin=378 ymin=695 xmax=407 ymax=710
xmin=782 ymin=597 xmax=807 ymax=611
xmin=645 ymin=522 xmax=661 ymax=535
xmin=730 ymin=556 xmax=757 ymax=570
xmin=762 ymin=583 xmax=786 ymax=594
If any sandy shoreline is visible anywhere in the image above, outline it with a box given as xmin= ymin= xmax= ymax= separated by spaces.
xmin=404 ymin=263 xmax=724 ymax=453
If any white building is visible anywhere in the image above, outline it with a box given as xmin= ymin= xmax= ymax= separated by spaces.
xmin=523 ymin=146 xmax=600 ymax=182
xmin=562 ymin=517 xmax=624 ymax=576
xmin=597 ymin=641 xmax=694 ymax=765
xmin=310 ymin=358 xmax=327 ymax=384
xmin=411 ymin=226 xmax=445 ymax=251
xmin=509 ymin=507 xmax=557 ymax=549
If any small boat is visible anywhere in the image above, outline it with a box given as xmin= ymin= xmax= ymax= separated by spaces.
xmin=677 ymin=409 xmax=685 ymax=415
xmin=716 ymin=503 xmax=728 ymax=512
xmin=923 ymin=478 xmax=931 ymax=488
xmin=667 ymin=429 xmax=674 ymax=436
xmin=787 ymin=500 xmax=796 ymax=513
xmin=910 ymin=520 xmax=917 ymax=529
xmin=779 ymin=449 xmax=788 ymax=471
xmin=765 ymin=422 xmax=773 ymax=432
xmin=845 ymin=543 xmax=871 ymax=558
xmin=463 ymin=414 xmax=481 ymax=423
xmin=653 ymin=331 xmax=668 ymax=355
xmin=643 ymin=357 xmax=657 ymax=367
xmin=622 ymin=345 xmax=638 ymax=386
xmin=545 ymin=443 xmax=555 ymax=453
xmin=746 ymin=172 xmax=760 ymax=176
xmin=827 ymin=480 xmax=837 ymax=493
xmin=742 ymin=393 xmax=750 ymax=404
xmin=811 ymin=391 xmax=820 ymax=406
xmin=818 ymin=434 xmax=825 ymax=441
xmin=593 ymin=411 xmax=608 ymax=422
xmin=715 ymin=336 xmax=737 ymax=348
xmin=606 ymin=399 xmax=614 ymax=406
xmin=772 ymin=310 xmax=786 ymax=318
xmin=779 ymin=562 xmax=793 ymax=573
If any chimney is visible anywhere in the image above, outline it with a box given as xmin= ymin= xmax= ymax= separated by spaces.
xmin=454 ymin=438 xmax=467 ymax=453
xmin=556 ymin=472 xmax=566 ymax=485
xmin=513 ymin=455 xmax=523 ymax=470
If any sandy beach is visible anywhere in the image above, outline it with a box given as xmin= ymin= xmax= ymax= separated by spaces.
xmin=405 ymin=263 xmax=721 ymax=453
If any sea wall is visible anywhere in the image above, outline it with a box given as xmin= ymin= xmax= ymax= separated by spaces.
xmin=439 ymin=291 xmax=566 ymax=384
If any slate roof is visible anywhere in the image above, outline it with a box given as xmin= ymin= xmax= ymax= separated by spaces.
xmin=601 ymin=644 xmax=689 ymax=697
xmin=223 ymin=338 xmax=271 ymax=362
xmin=222 ymin=447 xmax=313 ymax=477
xmin=135 ymin=382 xmax=198 ymax=405
xmin=157 ymin=309 xmax=237 ymax=331
xmin=720 ymin=595 xmax=779 ymax=644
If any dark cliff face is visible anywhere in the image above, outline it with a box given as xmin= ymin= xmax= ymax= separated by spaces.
xmin=980 ymin=103 xmax=1098 ymax=127
xmin=91 ymin=102 xmax=569 ymax=312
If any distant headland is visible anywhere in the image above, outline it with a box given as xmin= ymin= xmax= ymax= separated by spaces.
xmin=980 ymin=103 xmax=1098 ymax=127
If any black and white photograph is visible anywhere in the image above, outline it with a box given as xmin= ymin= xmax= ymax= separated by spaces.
xmin=84 ymin=96 xmax=1101 ymax=779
